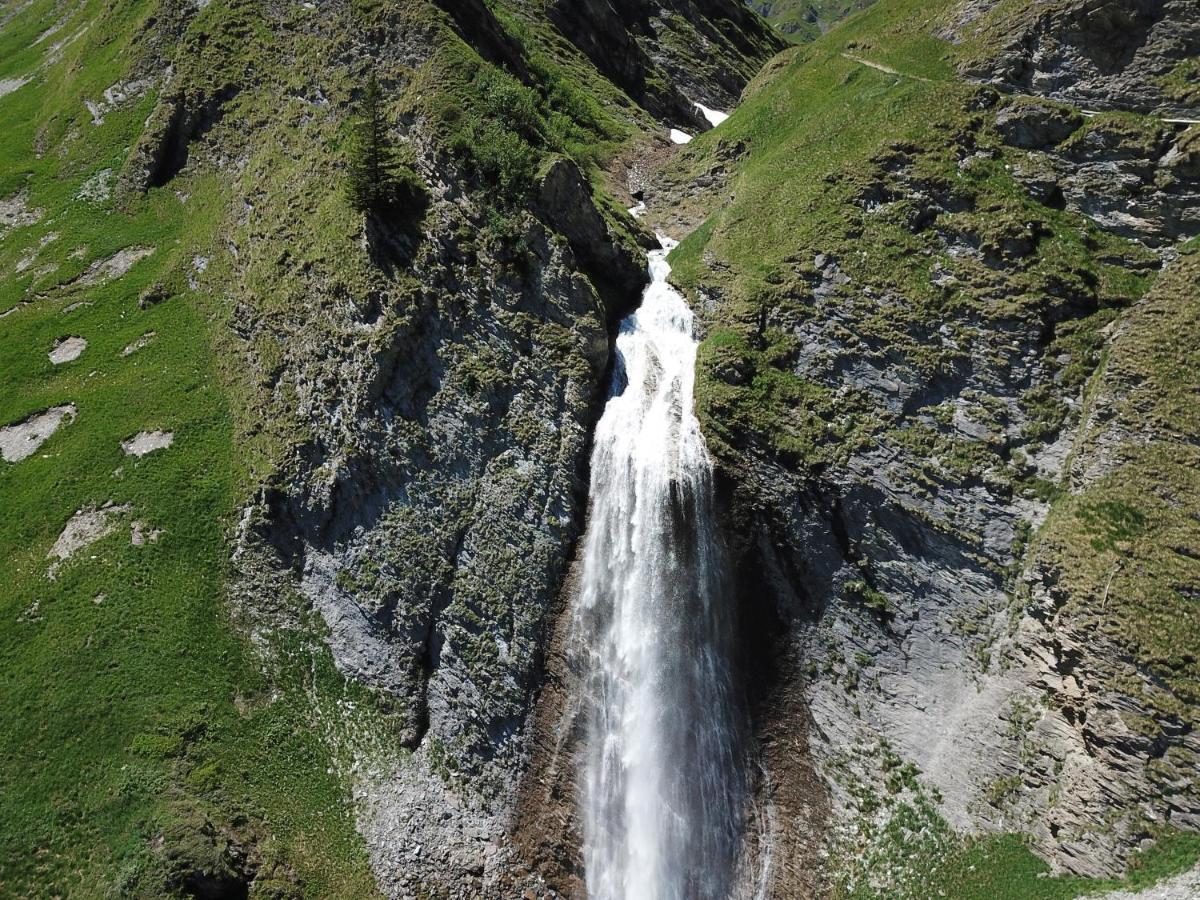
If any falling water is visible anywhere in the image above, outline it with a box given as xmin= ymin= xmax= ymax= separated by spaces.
xmin=574 ymin=235 xmax=744 ymax=900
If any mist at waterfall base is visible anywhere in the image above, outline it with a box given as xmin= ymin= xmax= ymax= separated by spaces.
xmin=573 ymin=236 xmax=746 ymax=900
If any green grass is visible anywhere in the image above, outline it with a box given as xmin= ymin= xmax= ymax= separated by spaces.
xmin=1030 ymin=247 xmax=1200 ymax=719
xmin=0 ymin=0 xmax=384 ymax=894
xmin=913 ymin=831 xmax=1200 ymax=900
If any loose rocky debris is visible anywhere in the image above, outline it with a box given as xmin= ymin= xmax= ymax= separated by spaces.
xmin=84 ymin=77 xmax=156 ymax=126
xmin=75 ymin=246 xmax=154 ymax=286
xmin=138 ymin=281 xmax=170 ymax=308
xmin=92 ymin=593 xmax=106 ymax=605
xmin=1082 ymin=862 xmax=1200 ymax=900
xmin=0 ymin=191 xmax=43 ymax=237
xmin=187 ymin=255 xmax=209 ymax=289
xmin=77 ymin=168 xmax=113 ymax=203
xmin=17 ymin=231 xmax=61 ymax=273
xmin=121 ymin=331 xmax=156 ymax=355
xmin=130 ymin=520 xmax=163 ymax=545
xmin=47 ymin=502 xmax=131 ymax=578
xmin=0 ymin=404 xmax=76 ymax=462
xmin=121 ymin=430 xmax=174 ymax=457
xmin=48 ymin=336 xmax=87 ymax=364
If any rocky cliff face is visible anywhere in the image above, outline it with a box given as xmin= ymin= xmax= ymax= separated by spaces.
xmin=645 ymin=0 xmax=1200 ymax=892
xmin=161 ymin=0 xmax=781 ymax=895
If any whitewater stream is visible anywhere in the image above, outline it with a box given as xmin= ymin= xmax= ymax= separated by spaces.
xmin=574 ymin=235 xmax=745 ymax=900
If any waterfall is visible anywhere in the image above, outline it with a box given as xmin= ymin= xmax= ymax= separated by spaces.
xmin=574 ymin=235 xmax=745 ymax=900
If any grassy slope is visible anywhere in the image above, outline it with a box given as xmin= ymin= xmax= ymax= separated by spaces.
xmin=1031 ymin=244 xmax=1200 ymax=726
xmin=662 ymin=0 xmax=1200 ymax=894
xmin=0 ymin=0 xmax=389 ymax=895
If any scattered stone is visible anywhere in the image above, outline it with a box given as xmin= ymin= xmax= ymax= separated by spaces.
xmin=47 ymin=503 xmax=130 ymax=578
xmin=121 ymin=331 xmax=156 ymax=355
xmin=1081 ymin=861 xmax=1200 ymax=900
xmin=83 ymin=77 xmax=156 ymax=126
xmin=75 ymin=246 xmax=154 ymax=286
xmin=0 ymin=191 xmax=43 ymax=236
xmin=138 ymin=281 xmax=170 ymax=309
xmin=92 ymin=592 xmax=106 ymax=604
xmin=62 ymin=299 xmax=92 ymax=314
xmin=130 ymin=520 xmax=163 ymax=546
xmin=18 ymin=230 xmax=61 ymax=275
xmin=121 ymin=430 xmax=174 ymax=457
xmin=48 ymin=336 xmax=87 ymax=364
xmin=994 ymin=101 xmax=1083 ymax=149
xmin=77 ymin=168 xmax=113 ymax=203
xmin=0 ymin=404 xmax=77 ymax=462
xmin=188 ymin=255 xmax=210 ymax=289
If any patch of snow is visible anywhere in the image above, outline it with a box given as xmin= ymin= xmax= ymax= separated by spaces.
xmin=121 ymin=430 xmax=174 ymax=457
xmin=628 ymin=201 xmax=647 ymax=219
xmin=49 ymin=336 xmax=87 ymax=364
xmin=1 ymin=404 xmax=77 ymax=462
xmin=693 ymin=101 xmax=729 ymax=126
xmin=669 ymin=128 xmax=693 ymax=145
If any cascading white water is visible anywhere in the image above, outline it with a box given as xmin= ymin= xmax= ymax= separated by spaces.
xmin=574 ymin=235 xmax=744 ymax=900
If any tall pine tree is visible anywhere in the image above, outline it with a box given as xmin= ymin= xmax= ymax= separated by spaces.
xmin=346 ymin=73 xmax=402 ymax=214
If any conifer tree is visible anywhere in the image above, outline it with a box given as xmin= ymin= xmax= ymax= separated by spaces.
xmin=346 ymin=73 xmax=402 ymax=214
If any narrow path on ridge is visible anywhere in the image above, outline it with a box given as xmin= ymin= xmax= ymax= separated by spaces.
xmin=839 ymin=52 xmax=1200 ymax=125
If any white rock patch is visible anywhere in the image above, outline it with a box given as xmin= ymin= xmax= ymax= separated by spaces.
xmin=0 ymin=191 xmax=43 ymax=236
xmin=1 ymin=404 xmax=77 ymax=462
xmin=76 ymin=246 xmax=154 ymax=286
xmin=47 ymin=503 xmax=130 ymax=578
xmin=121 ymin=331 xmax=156 ymax=356
xmin=84 ymin=77 xmax=156 ymax=126
xmin=669 ymin=128 xmax=693 ymax=144
xmin=1082 ymin=862 xmax=1200 ymax=900
xmin=188 ymin=254 xmax=210 ymax=289
xmin=121 ymin=430 xmax=174 ymax=457
xmin=49 ymin=336 xmax=87 ymax=364
xmin=0 ymin=76 xmax=30 ymax=99
xmin=77 ymin=168 xmax=113 ymax=203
